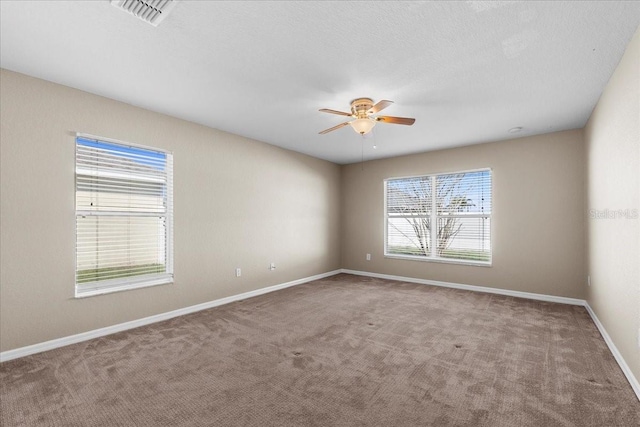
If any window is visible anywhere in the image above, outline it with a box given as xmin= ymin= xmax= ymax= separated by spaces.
xmin=75 ymin=135 xmax=173 ymax=297
xmin=385 ymin=169 xmax=492 ymax=265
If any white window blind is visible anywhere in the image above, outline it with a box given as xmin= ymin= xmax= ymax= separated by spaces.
xmin=385 ymin=169 xmax=491 ymax=265
xmin=75 ymin=135 xmax=173 ymax=296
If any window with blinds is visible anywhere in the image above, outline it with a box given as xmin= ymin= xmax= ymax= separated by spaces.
xmin=75 ymin=135 xmax=173 ymax=297
xmin=385 ymin=169 xmax=491 ymax=265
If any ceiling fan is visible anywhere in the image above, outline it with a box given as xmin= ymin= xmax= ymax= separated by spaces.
xmin=319 ymin=98 xmax=415 ymax=135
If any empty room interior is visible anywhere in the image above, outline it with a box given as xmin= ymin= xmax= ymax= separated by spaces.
xmin=1 ymin=1 xmax=639 ymax=426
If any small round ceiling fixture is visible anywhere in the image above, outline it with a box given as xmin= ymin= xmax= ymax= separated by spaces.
xmin=509 ymin=127 xmax=523 ymax=134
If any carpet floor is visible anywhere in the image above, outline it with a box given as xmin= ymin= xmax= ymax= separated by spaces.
xmin=1 ymin=273 xmax=639 ymax=426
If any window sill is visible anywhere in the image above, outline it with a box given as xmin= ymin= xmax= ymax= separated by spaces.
xmin=384 ymin=253 xmax=492 ymax=267
xmin=75 ymin=276 xmax=173 ymax=298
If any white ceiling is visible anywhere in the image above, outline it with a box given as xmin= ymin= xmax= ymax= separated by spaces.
xmin=1 ymin=1 xmax=639 ymax=164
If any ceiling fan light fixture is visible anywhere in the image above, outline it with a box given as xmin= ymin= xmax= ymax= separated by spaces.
xmin=350 ymin=118 xmax=376 ymax=135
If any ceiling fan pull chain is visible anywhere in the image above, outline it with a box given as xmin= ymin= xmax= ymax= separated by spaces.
xmin=361 ymin=135 xmax=365 ymax=169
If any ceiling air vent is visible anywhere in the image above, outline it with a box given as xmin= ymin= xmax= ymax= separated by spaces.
xmin=111 ymin=0 xmax=178 ymax=27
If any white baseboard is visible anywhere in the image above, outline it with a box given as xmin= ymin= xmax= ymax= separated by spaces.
xmin=584 ymin=303 xmax=640 ymax=401
xmin=0 ymin=269 xmax=341 ymax=363
xmin=340 ymin=269 xmax=585 ymax=305
xmin=340 ymin=268 xmax=640 ymax=401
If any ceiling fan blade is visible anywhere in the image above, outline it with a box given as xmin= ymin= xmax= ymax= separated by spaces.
xmin=376 ymin=116 xmax=416 ymax=125
xmin=368 ymin=100 xmax=393 ymax=114
xmin=319 ymin=108 xmax=353 ymax=117
xmin=319 ymin=121 xmax=351 ymax=134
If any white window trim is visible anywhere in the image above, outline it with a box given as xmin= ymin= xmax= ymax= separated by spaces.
xmin=74 ymin=275 xmax=174 ymax=298
xmin=74 ymin=133 xmax=174 ymax=298
xmin=383 ymin=168 xmax=493 ymax=267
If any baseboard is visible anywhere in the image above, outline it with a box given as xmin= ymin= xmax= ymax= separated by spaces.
xmin=584 ymin=303 xmax=640 ymax=401
xmin=0 ymin=269 xmax=342 ymax=363
xmin=340 ymin=269 xmax=585 ymax=305
xmin=340 ymin=268 xmax=640 ymax=402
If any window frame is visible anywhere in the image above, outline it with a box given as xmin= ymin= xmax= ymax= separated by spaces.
xmin=74 ymin=133 xmax=174 ymax=298
xmin=384 ymin=168 xmax=492 ymax=267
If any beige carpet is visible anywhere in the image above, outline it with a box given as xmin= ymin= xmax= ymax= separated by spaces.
xmin=1 ymin=273 xmax=639 ymax=426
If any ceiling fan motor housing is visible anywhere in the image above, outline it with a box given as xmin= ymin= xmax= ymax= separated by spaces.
xmin=351 ymin=98 xmax=374 ymax=118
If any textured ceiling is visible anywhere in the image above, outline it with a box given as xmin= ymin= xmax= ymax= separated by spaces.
xmin=1 ymin=1 xmax=639 ymax=164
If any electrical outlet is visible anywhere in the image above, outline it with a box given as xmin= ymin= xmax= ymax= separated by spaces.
xmin=366 ymin=253 xmax=371 ymax=261
xmin=587 ymin=275 xmax=591 ymax=287
xmin=235 ymin=268 xmax=241 ymax=277
xmin=269 ymin=262 xmax=276 ymax=271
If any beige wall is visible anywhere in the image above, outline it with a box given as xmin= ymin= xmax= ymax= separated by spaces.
xmin=342 ymin=130 xmax=586 ymax=299
xmin=0 ymin=69 xmax=341 ymax=352
xmin=585 ymin=27 xmax=640 ymax=381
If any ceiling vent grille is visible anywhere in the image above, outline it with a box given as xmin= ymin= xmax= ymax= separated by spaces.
xmin=111 ymin=0 xmax=177 ymax=27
